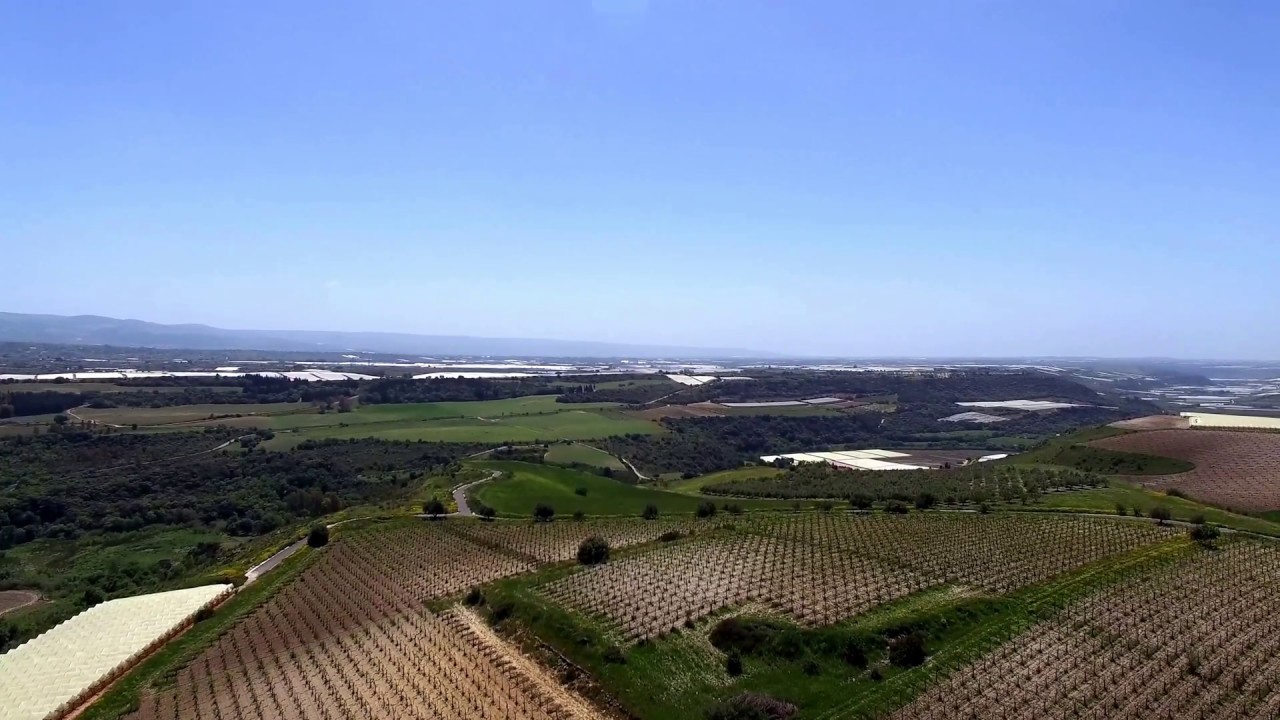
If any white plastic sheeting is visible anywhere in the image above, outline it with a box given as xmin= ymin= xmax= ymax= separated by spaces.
xmin=1182 ymin=412 xmax=1280 ymax=430
xmin=0 ymin=584 xmax=231 ymax=720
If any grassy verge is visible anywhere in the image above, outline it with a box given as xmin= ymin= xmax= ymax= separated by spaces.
xmin=478 ymin=522 xmax=1196 ymax=719
xmin=79 ymin=546 xmax=317 ymax=720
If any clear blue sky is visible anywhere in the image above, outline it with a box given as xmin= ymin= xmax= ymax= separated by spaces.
xmin=2 ymin=1 xmax=1277 ymax=358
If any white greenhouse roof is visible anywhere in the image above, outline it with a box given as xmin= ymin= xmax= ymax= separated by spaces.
xmin=0 ymin=584 xmax=230 ymax=720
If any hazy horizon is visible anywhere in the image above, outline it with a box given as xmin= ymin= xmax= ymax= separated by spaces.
xmin=3 ymin=2 xmax=1277 ymax=358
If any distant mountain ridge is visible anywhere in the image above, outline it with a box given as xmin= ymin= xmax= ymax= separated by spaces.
xmin=0 ymin=312 xmax=764 ymax=359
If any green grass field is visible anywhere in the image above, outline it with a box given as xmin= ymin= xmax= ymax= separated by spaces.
xmin=75 ymin=403 xmax=304 ymax=427
xmin=469 ymin=461 xmax=710 ymax=516
xmin=467 ymin=461 xmax=796 ymax=517
xmin=544 ymin=443 xmax=626 ymax=470
xmin=1031 ymin=481 xmax=1280 ymax=536
xmin=664 ymin=466 xmax=785 ymax=493
xmin=266 ymin=407 xmax=662 ymax=447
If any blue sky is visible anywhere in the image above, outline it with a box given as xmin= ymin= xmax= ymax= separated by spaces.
xmin=2 ymin=1 xmax=1276 ymax=358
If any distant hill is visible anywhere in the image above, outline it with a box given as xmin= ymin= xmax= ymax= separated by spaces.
xmin=0 ymin=312 xmax=763 ymax=359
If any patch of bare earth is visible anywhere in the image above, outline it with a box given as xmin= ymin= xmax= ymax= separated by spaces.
xmin=1091 ymin=429 xmax=1280 ymax=511
xmin=1110 ymin=415 xmax=1191 ymax=431
xmin=0 ymin=589 xmax=42 ymax=617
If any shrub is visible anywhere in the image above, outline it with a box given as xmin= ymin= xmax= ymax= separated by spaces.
xmin=490 ymin=601 xmax=515 ymax=623
xmin=573 ymin=509 xmax=586 ymax=521
xmin=1166 ymin=488 xmax=1188 ymax=499
xmin=474 ymin=502 xmax=497 ymax=519
xmin=533 ymin=503 xmax=556 ymax=522
xmin=723 ymin=503 xmax=744 ymax=515
xmin=868 ymin=664 xmax=885 ymax=681
xmin=1150 ymin=506 xmax=1173 ymax=525
xmin=603 ymin=645 xmax=627 ymax=664
xmin=818 ymin=500 xmax=834 ymax=513
xmin=887 ymin=631 xmax=927 ymax=668
xmin=849 ymin=494 xmax=873 ymax=510
xmin=574 ymin=486 xmax=588 ymax=496
xmin=464 ymin=587 xmax=485 ymax=606
xmin=658 ymin=530 xmax=683 ymax=542
xmin=801 ymin=655 xmax=821 ymax=676
xmin=914 ymin=492 xmax=937 ymax=510
xmin=1114 ymin=502 xmax=1127 ymax=516
xmin=705 ymin=692 xmax=798 ymax=720
xmin=642 ymin=503 xmax=660 ymax=520
xmin=1190 ymin=523 xmax=1221 ymax=546
xmin=884 ymin=501 xmax=909 ymax=514
xmin=709 ymin=617 xmax=775 ymax=655
xmin=1191 ymin=513 xmax=1207 ymax=525
xmin=696 ymin=500 xmax=718 ymax=518
xmin=307 ymin=524 xmax=329 ymax=548
xmin=842 ymin=640 xmax=868 ymax=668
xmin=726 ymin=651 xmax=744 ymax=676
xmin=577 ymin=536 xmax=610 ymax=565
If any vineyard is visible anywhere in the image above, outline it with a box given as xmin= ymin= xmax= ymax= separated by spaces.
xmin=540 ymin=514 xmax=1174 ymax=642
xmin=122 ymin=523 xmax=596 ymax=720
xmin=701 ymin=463 xmax=1103 ymax=504
xmin=445 ymin=516 xmax=717 ymax=562
xmin=897 ymin=540 xmax=1280 ymax=719
xmin=1091 ymin=429 xmax=1280 ymax=511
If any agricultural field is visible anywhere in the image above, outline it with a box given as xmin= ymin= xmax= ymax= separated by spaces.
xmin=114 ymin=521 xmax=593 ymax=720
xmin=269 ymin=409 xmax=660 ymax=447
xmin=73 ymin=403 xmax=303 ymax=428
xmin=1091 ymin=429 xmax=1280 ymax=511
xmin=543 ymin=443 xmax=626 ymax=470
xmin=897 ymin=540 xmax=1280 ymax=719
xmin=469 ymin=461 xmax=715 ymax=517
xmin=702 ymin=463 xmax=1102 ymax=505
xmin=481 ymin=511 xmax=1185 ymax=718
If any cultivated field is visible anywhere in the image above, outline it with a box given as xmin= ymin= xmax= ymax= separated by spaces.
xmin=543 ymin=443 xmax=625 ymax=470
xmin=539 ymin=514 xmax=1174 ymax=642
xmin=897 ymin=540 xmax=1280 ymax=719
xmin=268 ymin=407 xmax=662 ymax=447
xmin=122 ymin=523 xmax=593 ymax=720
xmin=1091 ymin=429 xmax=1280 ymax=511
xmin=469 ymin=461 xmax=712 ymax=517
xmin=446 ymin=516 xmax=718 ymax=563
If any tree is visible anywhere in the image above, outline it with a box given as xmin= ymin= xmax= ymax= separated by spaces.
xmin=1150 ymin=506 xmax=1172 ymax=525
xmin=475 ymin=502 xmax=497 ymax=519
xmin=726 ymin=651 xmax=744 ymax=676
xmin=642 ymin=503 xmax=659 ymax=520
xmin=573 ymin=509 xmax=586 ymax=521
xmin=884 ymin=501 xmax=909 ymax=514
xmin=82 ymin=587 xmax=105 ymax=608
xmin=574 ymin=486 xmax=588 ymax=496
xmin=423 ymin=497 xmax=446 ymax=519
xmin=307 ymin=524 xmax=329 ymax=548
xmin=914 ymin=492 xmax=936 ymax=510
xmin=53 ymin=413 xmax=69 ymax=426
xmin=696 ymin=500 xmax=718 ymax=518
xmin=534 ymin=503 xmax=555 ymax=522
xmin=1114 ymin=502 xmax=1127 ymax=516
xmin=849 ymin=494 xmax=873 ymax=510
xmin=577 ymin=536 xmax=610 ymax=565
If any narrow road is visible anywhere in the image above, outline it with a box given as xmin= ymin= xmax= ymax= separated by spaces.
xmin=243 ymin=517 xmax=366 ymax=585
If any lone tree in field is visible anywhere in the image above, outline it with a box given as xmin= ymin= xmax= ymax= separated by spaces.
xmin=1150 ymin=505 xmax=1173 ymax=525
xmin=577 ymin=536 xmax=610 ymax=565
xmin=534 ymin=503 xmax=556 ymax=522
xmin=696 ymin=500 xmax=718 ymax=518
xmin=423 ymin=497 xmax=446 ymax=519
xmin=642 ymin=503 xmax=660 ymax=520
xmin=307 ymin=524 xmax=329 ymax=548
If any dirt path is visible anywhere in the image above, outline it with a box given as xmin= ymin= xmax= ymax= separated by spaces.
xmin=447 ymin=605 xmax=603 ymax=720
xmin=0 ymin=589 xmax=42 ymax=617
